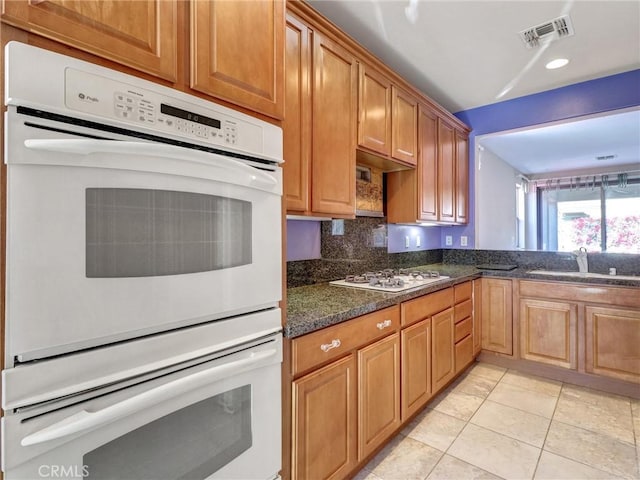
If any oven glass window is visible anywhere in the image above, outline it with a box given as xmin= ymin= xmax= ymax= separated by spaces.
xmin=83 ymin=385 xmax=252 ymax=479
xmin=86 ymin=189 xmax=252 ymax=277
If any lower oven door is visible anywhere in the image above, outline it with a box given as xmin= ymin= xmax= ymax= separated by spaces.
xmin=5 ymin=110 xmax=282 ymax=362
xmin=1 ymin=334 xmax=282 ymax=480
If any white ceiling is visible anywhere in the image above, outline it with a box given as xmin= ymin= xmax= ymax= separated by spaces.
xmin=479 ymin=108 xmax=640 ymax=176
xmin=307 ymin=0 xmax=640 ymax=174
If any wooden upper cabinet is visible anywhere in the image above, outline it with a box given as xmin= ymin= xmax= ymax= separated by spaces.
xmin=1 ymin=0 xmax=178 ymax=81
xmin=418 ymin=105 xmax=439 ymax=221
xmin=358 ymin=64 xmax=392 ymax=157
xmin=438 ymin=118 xmax=456 ymax=223
xmin=391 ymin=86 xmax=418 ymax=165
xmin=283 ymin=14 xmax=311 ymax=212
xmin=455 ymin=130 xmax=469 ymax=224
xmin=191 ymin=0 xmax=285 ymax=119
xmin=311 ymin=31 xmax=357 ymax=217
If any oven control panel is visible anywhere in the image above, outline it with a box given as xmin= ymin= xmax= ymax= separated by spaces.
xmin=65 ymin=68 xmax=262 ymax=153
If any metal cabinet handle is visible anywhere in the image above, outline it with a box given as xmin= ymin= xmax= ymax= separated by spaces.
xmin=376 ymin=319 xmax=392 ymax=330
xmin=320 ymin=339 xmax=341 ymax=352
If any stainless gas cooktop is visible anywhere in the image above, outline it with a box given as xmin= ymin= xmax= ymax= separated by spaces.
xmin=329 ymin=270 xmax=449 ymax=293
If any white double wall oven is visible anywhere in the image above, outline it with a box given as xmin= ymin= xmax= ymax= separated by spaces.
xmin=1 ymin=42 xmax=284 ymax=480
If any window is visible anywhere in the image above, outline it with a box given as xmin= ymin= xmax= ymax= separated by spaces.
xmin=538 ymin=176 xmax=640 ymax=253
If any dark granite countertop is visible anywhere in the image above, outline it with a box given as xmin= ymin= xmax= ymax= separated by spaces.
xmin=285 ymin=263 xmax=640 ymax=339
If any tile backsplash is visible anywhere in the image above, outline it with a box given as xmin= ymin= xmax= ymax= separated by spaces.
xmin=286 ymin=218 xmax=640 ymax=288
xmin=287 ymin=217 xmax=443 ymax=287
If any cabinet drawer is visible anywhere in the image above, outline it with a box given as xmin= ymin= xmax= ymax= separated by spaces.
xmin=455 ymin=334 xmax=473 ymax=372
xmin=454 ymin=317 xmax=472 ymax=343
xmin=454 ymin=299 xmax=472 ymax=323
xmin=292 ymin=306 xmax=400 ymax=376
xmin=401 ymin=288 xmax=453 ymax=327
xmin=454 ymin=281 xmax=472 ymax=303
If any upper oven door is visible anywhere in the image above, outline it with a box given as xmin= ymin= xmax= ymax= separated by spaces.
xmin=5 ymin=110 xmax=283 ymax=363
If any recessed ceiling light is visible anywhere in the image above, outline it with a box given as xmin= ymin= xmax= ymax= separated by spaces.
xmin=546 ymin=58 xmax=569 ymax=69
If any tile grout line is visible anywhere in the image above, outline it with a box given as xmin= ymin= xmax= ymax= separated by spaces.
xmin=433 ymin=364 xmax=508 ymax=480
xmin=543 ymin=385 xmax=638 ymax=479
xmin=530 ymin=379 xmax=564 ymax=479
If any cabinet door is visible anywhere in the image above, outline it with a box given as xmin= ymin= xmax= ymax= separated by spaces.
xmin=401 ymin=319 xmax=432 ymax=421
xmin=520 ymin=298 xmax=577 ymax=369
xmin=358 ymin=65 xmax=391 ymax=156
xmin=191 ymin=0 xmax=284 ymax=119
xmin=455 ymin=130 xmax=469 ymax=224
xmin=472 ymin=279 xmax=482 ymax=355
xmin=293 ymin=355 xmax=357 ymax=480
xmin=391 ymin=86 xmax=418 ymax=165
xmin=1 ymin=0 xmax=177 ymax=81
xmin=432 ymin=307 xmax=455 ymax=392
xmin=311 ymin=32 xmax=357 ymax=216
xmin=358 ymin=334 xmax=401 ymax=461
xmin=481 ymin=279 xmax=513 ymax=355
xmin=455 ymin=335 xmax=474 ymax=373
xmin=417 ymin=105 xmax=438 ymax=221
xmin=283 ymin=14 xmax=311 ymax=212
xmin=585 ymin=306 xmax=640 ymax=383
xmin=437 ymin=119 xmax=456 ymax=223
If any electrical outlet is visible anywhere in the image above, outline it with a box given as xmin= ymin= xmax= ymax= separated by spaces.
xmin=460 ymin=235 xmax=468 ymax=247
xmin=405 ymin=236 xmax=410 ymax=248
xmin=416 ymin=235 xmax=421 ymax=247
xmin=445 ymin=235 xmax=453 ymax=246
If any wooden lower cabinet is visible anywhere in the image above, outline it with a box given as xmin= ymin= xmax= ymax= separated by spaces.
xmin=358 ymin=334 xmax=401 ymax=460
xmin=401 ymin=319 xmax=432 ymax=421
xmin=472 ymin=279 xmax=482 ymax=355
xmin=585 ymin=306 xmax=640 ymax=383
xmin=481 ymin=278 xmax=513 ymax=355
xmin=519 ymin=298 xmax=577 ymax=369
xmin=292 ymin=355 xmax=357 ymax=480
xmin=455 ymin=335 xmax=473 ymax=372
xmin=291 ymin=287 xmax=479 ymax=479
xmin=432 ymin=307 xmax=455 ymax=391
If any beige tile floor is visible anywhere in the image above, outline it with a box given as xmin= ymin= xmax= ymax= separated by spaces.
xmin=354 ymin=362 xmax=640 ymax=480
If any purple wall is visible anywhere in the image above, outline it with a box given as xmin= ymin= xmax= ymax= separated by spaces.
xmin=286 ymin=220 xmax=321 ymax=261
xmin=387 ymin=224 xmax=441 ymax=253
xmin=449 ymin=69 xmax=640 ymax=249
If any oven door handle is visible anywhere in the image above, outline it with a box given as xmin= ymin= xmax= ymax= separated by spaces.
xmin=20 ymin=348 xmax=278 ymax=447
xmin=23 ymin=139 xmax=278 ymax=189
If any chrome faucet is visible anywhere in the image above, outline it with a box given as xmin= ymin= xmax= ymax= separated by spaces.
xmin=574 ymin=247 xmax=588 ymax=273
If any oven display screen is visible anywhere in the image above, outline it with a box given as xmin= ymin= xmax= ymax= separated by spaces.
xmin=160 ymin=103 xmax=222 ymax=129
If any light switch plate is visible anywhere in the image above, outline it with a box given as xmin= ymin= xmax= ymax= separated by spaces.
xmin=445 ymin=235 xmax=453 ymax=246
xmin=416 ymin=235 xmax=421 ymax=247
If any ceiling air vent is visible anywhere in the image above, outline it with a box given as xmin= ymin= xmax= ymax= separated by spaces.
xmin=519 ymin=15 xmax=575 ymax=49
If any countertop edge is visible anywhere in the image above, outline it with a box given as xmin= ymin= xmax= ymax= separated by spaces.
xmin=285 ymin=266 xmax=639 ymax=339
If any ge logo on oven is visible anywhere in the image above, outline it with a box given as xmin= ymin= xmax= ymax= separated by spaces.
xmin=77 ymin=92 xmax=98 ymax=103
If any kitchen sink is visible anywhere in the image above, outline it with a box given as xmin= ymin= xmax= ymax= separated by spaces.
xmin=528 ymin=270 xmax=640 ymax=282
